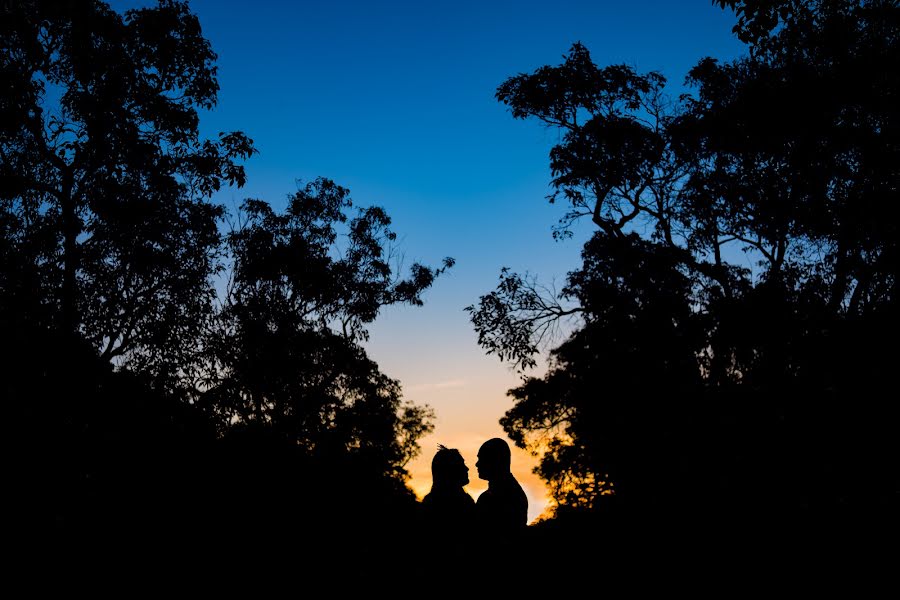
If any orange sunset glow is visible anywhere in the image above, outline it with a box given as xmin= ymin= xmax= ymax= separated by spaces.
xmin=361 ymin=249 xmax=585 ymax=526
xmin=366 ymin=304 xmax=557 ymax=523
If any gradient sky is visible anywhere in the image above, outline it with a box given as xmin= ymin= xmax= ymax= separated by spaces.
xmin=112 ymin=0 xmax=746 ymax=521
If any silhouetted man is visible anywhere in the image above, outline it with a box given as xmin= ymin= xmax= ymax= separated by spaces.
xmin=475 ymin=438 xmax=527 ymax=540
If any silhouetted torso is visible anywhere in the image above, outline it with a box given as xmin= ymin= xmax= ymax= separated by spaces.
xmin=476 ymin=472 xmax=528 ymax=539
xmin=422 ymin=484 xmax=475 ymax=537
xmin=420 ymin=446 xmax=475 ymax=551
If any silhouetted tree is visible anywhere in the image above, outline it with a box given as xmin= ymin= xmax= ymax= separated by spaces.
xmin=2 ymin=1 xmax=451 ymax=555
xmin=470 ymin=0 xmax=898 ymax=517
xmin=1 ymin=0 xmax=252 ymax=553
xmin=202 ymin=177 xmax=451 ymax=483
xmin=1 ymin=0 xmax=254 ymax=389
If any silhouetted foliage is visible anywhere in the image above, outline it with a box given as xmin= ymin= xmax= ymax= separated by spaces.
xmin=2 ymin=1 xmax=449 ymax=560
xmin=201 ymin=177 xmax=451 ymax=476
xmin=1 ymin=0 xmax=254 ymax=389
xmin=471 ymin=0 xmax=899 ymax=518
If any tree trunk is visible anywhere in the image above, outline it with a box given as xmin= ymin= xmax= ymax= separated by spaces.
xmin=61 ymin=168 xmax=77 ymax=334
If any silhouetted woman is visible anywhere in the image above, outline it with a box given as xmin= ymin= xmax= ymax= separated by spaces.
xmin=421 ymin=445 xmax=475 ymax=547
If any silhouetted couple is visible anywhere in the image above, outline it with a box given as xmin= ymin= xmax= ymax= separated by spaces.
xmin=421 ymin=438 xmax=527 ymax=551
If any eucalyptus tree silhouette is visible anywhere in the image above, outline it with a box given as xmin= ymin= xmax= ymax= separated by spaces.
xmin=1 ymin=1 xmax=254 ymax=390
xmin=470 ymin=0 xmax=899 ymax=520
xmin=2 ymin=0 xmax=253 ymax=547
xmin=202 ymin=177 xmax=452 ymax=485
xmin=2 ymin=1 xmax=453 ymax=559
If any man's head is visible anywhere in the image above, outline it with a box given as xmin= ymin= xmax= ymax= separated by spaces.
xmin=432 ymin=445 xmax=469 ymax=488
xmin=476 ymin=438 xmax=512 ymax=482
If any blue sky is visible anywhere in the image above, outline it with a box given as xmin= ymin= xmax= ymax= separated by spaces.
xmin=112 ymin=0 xmax=747 ymax=519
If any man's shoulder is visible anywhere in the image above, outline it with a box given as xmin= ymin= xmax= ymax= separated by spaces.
xmin=502 ymin=474 xmax=526 ymax=492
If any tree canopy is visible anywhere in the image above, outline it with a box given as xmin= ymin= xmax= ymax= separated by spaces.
xmin=203 ymin=178 xmax=453 ymax=473
xmin=2 ymin=0 xmax=451 ymax=550
xmin=471 ymin=0 xmax=899 ymax=516
xmin=1 ymin=0 xmax=255 ymax=388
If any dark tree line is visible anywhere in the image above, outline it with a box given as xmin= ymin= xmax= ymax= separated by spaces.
xmin=470 ymin=0 xmax=899 ymax=524
xmin=2 ymin=0 xmax=451 ymax=556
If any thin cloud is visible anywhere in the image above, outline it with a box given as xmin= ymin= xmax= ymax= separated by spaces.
xmin=405 ymin=379 xmax=467 ymax=392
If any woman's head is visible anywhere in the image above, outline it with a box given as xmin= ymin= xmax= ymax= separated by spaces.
xmin=431 ymin=445 xmax=469 ymax=488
